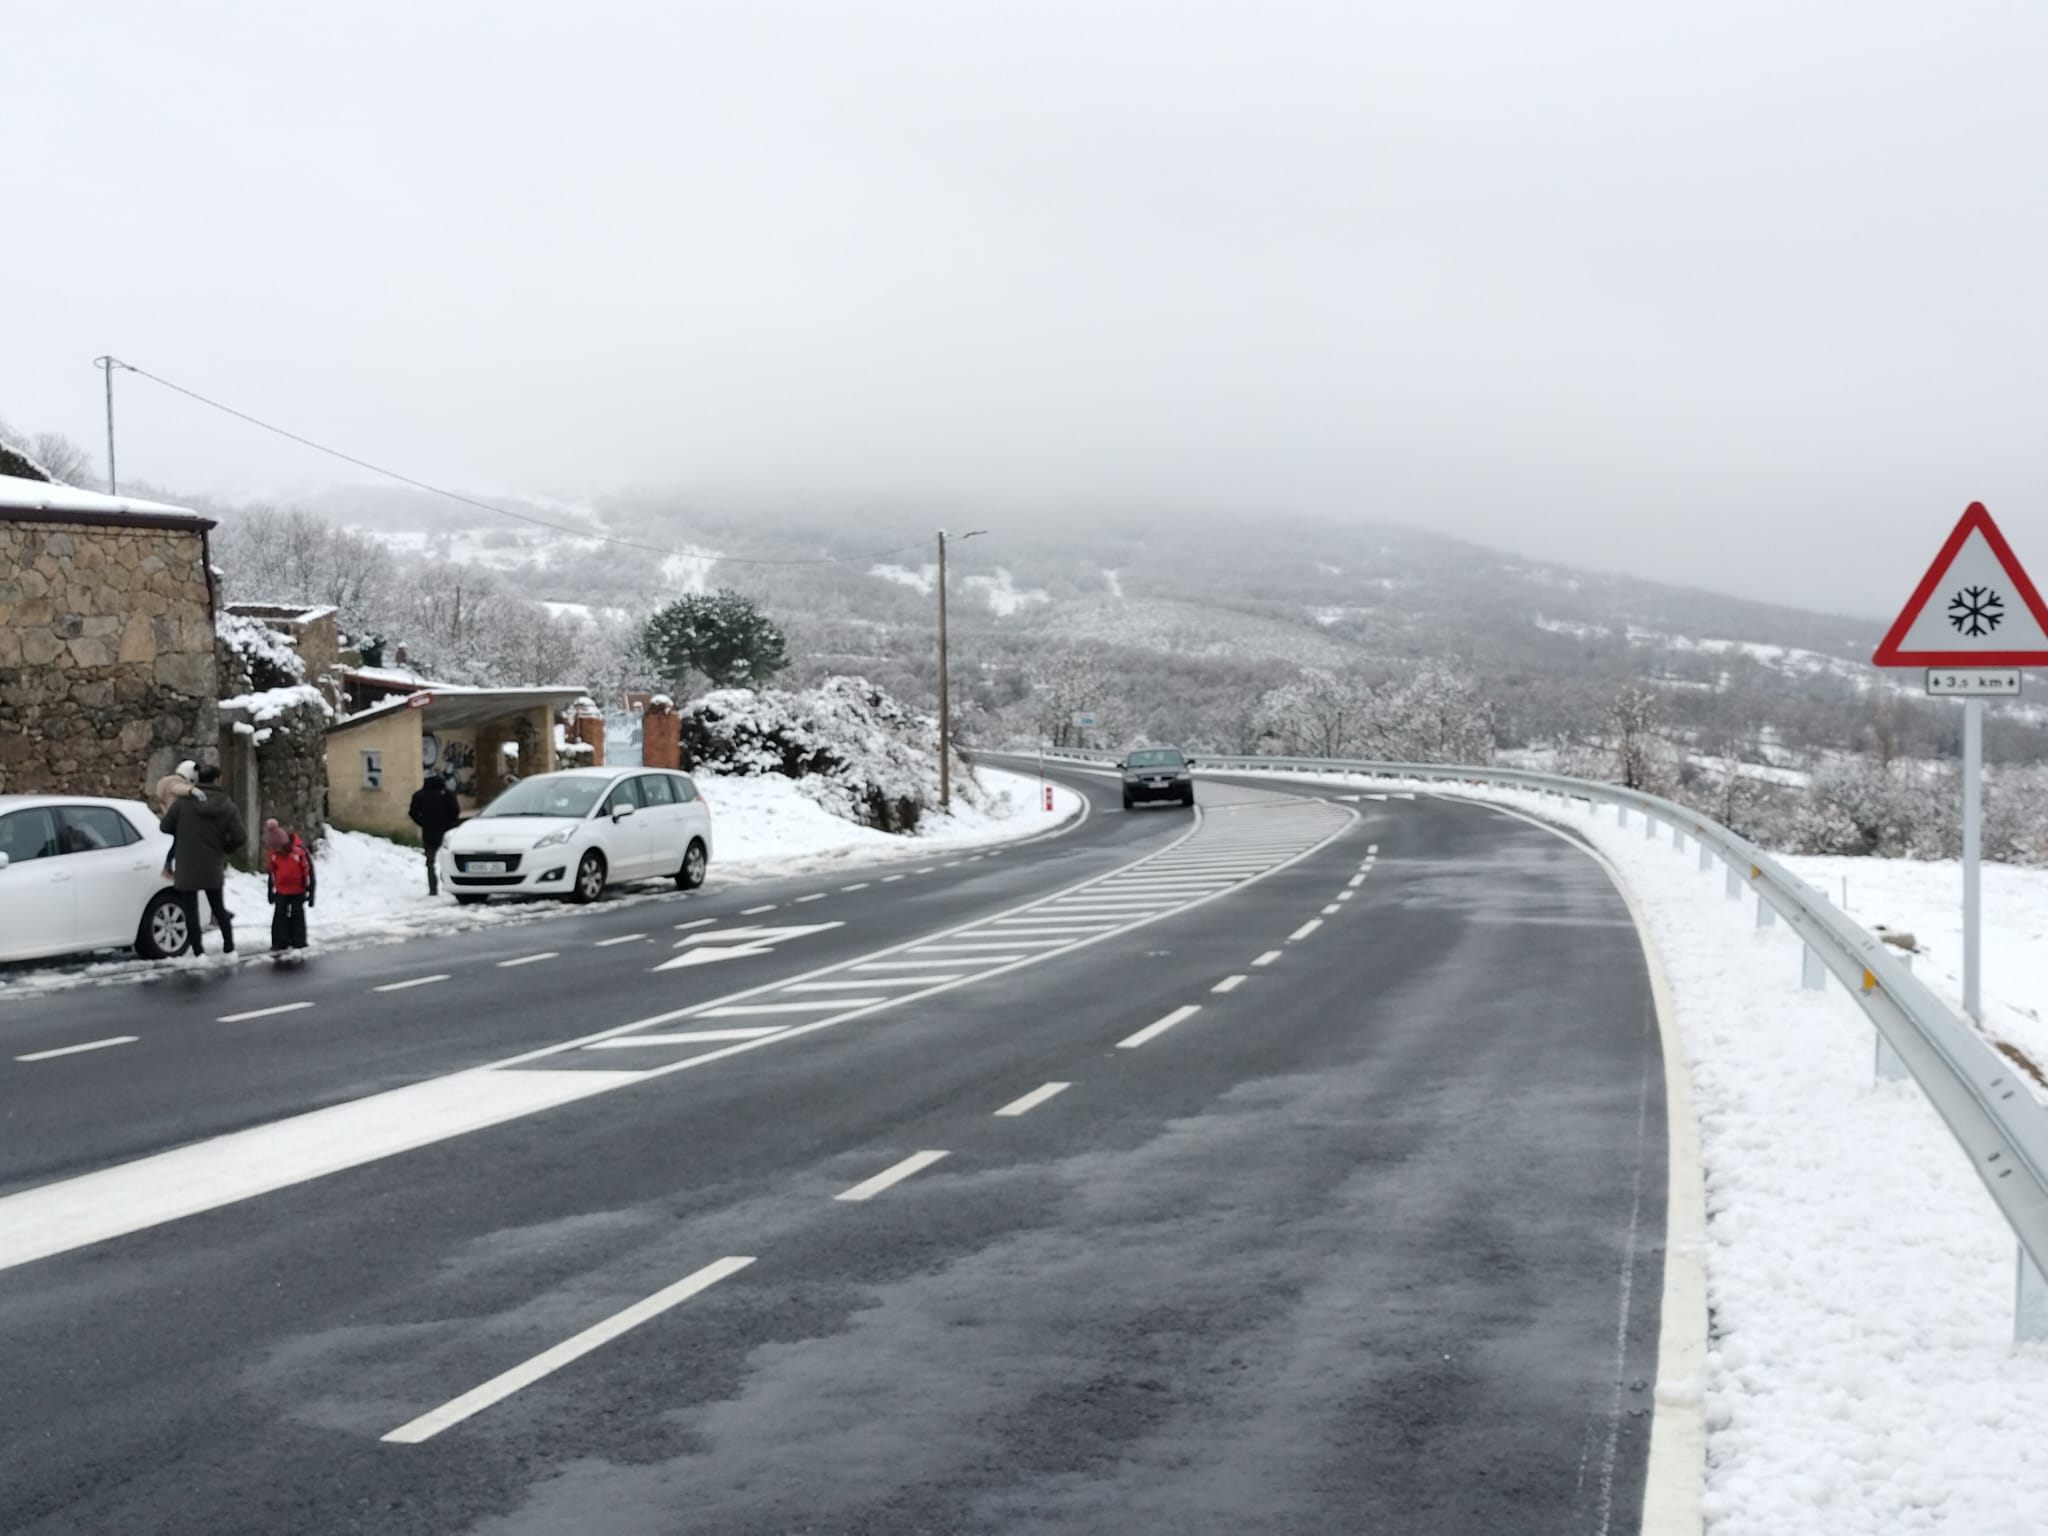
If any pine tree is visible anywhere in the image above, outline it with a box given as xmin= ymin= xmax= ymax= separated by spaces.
xmin=642 ymin=589 xmax=790 ymax=692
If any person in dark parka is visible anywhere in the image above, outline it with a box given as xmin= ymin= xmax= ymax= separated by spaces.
xmin=408 ymin=771 xmax=462 ymax=895
xmin=159 ymin=763 xmax=247 ymax=954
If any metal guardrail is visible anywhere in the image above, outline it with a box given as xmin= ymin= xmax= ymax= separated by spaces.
xmin=1038 ymin=746 xmax=2048 ymax=1329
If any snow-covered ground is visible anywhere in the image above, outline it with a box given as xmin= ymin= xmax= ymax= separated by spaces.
xmin=1237 ymin=767 xmax=2048 ymax=1534
xmin=0 ymin=767 xmax=1083 ymax=1002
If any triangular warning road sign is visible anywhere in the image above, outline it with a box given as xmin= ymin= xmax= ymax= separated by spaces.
xmin=1872 ymin=503 xmax=2048 ymax=666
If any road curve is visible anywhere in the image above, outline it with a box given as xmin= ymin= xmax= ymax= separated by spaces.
xmin=0 ymin=767 xmax=1669 ymax=1535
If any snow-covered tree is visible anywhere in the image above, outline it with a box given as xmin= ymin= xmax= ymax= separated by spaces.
xmin=643 ymin=589 xmax=790 ymax=692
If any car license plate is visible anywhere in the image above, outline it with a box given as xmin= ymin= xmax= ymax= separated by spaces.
xmin=1147 ymin=779 xmax=1168 ymax=788
xmin=470 ymin=860 xmax=506 ymax=874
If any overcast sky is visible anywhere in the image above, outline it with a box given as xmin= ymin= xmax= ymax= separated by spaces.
xmin=5 ymin=2 xmax=2046 ymax=616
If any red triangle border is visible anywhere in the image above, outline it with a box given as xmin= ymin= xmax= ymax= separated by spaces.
xmin=1871 ymin=502 xmax=2048 ymax=666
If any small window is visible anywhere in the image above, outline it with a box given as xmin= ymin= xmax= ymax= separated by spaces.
xmin=361 ymin=749 xmax=383 ymax=790
xmin=670 ymin=774 xmax=698 ymax=804
xmin=0 ymin=807 xmax=60 ymax=865
xmin=637 ymin=773 xmax=675 ymax=807
xmin=58 ymin=806 xmax=141 ymax=853
xmin=603 ymin=777 xmax=643 ymax=815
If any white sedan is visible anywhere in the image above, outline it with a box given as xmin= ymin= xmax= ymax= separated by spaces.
xmin=440 ymin=766 xmax=714 ymax=904
xmin=0 ymin=795 xmax=193 ymax=962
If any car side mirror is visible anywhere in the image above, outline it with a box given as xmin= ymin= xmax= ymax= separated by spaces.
xmin=612 ymin=802 xmax=637 ymax=821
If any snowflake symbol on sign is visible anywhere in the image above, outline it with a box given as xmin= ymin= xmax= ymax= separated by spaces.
xmin=1948 ymin=585 xmax=2004 ymax=637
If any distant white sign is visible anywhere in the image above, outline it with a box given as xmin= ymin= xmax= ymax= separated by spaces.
xmin=1071 ymin=711 xmax=1098 ymax=728
xmin=1927 ymin=668 xmax=2021 ymax=697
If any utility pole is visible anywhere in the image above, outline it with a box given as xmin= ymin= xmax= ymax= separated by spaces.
xmin=935 ymin=528 xmax=985 ymax=811
xmin=94 ymin=356 xmax=121 ymax=494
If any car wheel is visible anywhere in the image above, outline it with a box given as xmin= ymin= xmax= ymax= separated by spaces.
xmin=136 ymin=891 xmax=190 ymax=960
xmin=455 ymin=894 xmax=489 ymax=907
xmin=676 ymin=839 xmax=708 ymax=891
xmin=1180 ymin=788 xmax=1196 ymax=808
xmin=571 ymin=849 xmax=607 ymax=904
xmin=1121 ymin=792 xmax=1135 ymax=811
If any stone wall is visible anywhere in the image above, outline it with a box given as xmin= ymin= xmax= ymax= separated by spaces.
xmin=0 ymin=519 xmax=217 ymax=798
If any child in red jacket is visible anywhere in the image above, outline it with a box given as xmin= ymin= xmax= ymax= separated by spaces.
xmin=263 ymin=819 xmax=316 ymax=953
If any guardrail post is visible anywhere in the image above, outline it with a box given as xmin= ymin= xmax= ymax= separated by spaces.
xmin=1617 ymin=804 xmax=1629 ymax=827
xmin=1699 ymin=842 xmax=1713 ymax=872
xmin=1756 ymin=893 xmax=1775 ymax=930
xmin=1672 ymin=823 xmax=1685 ymax=851
xmin=1725 ymin=864 xmax=1742 ymax=900
xmin=2019 ymin=1248 xmax=2048 ymax=1343
xmin=1802 ymin=944 xmax=1826 ymax=991
xmin=1645 ymin=812 xmax=1658 ymax=840
xmin=1873 ymin=952 xmax=1911 ymax=1081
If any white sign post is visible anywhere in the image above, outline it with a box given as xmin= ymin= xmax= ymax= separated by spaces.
xmin=1873 ymin=502 xmax=2048 ymax=1020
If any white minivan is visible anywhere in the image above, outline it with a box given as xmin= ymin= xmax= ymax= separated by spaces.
xmin=0 ymin=795 xmax=192 ymax=962
xmin=440 ymin=767 xmax=713 ymax=904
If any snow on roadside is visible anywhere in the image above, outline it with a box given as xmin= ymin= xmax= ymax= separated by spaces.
xmin=1237 ymin=767 xmax=2048 ymax=1535
xmin=0 ymin=767 xmax=1083 ymax=1003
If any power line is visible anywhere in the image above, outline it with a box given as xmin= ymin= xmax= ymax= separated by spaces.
xmin=101 ymin=357 xmax=929 ymax=569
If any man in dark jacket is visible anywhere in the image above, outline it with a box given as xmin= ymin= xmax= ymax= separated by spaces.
xmin=160 ymin=763 xmax=248 ymax=954
xmin=408 ymin=771 xmax=462 ymax=895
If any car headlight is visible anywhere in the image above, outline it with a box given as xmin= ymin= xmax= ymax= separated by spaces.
xmin=533 ymin=827 xmax=576 ymax=849
xmin=1176 ymin=770 xmax=1192 ymax=781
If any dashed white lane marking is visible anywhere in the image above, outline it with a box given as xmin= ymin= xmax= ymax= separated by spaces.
xmin=1348 ymin=874 xmax=1366 ymax=888
xmin=16 ymin=1036 xmax=138 ymax=1062
xmin=741 ymin=904 xmax=777 ymax=916
xmin=497 ymin=952 xmax=558 ymax=969
xmin=585 ymin=1029 xmax=784 ymax=1047
xmin=218 ymin=1002 xmax=316 ymax=1023
xmin=1322 ymin=904 xmax=1341 ymax=915
xmin=1368 ymin=843 xmax=1379 ymax=854
xmin=784 ymin=976 xmax=962 ymax=991
xmin=994 ymin=1082 xmax=1071 ymax=1118
xmin=916 ymin=867 xmax=936 ymax=874
xmin=702 ymin=999 xmax=889 ymax=1016
xmin=1289 ymin=919 xmax=1323 ymax=942
xmin=381 ymin=1255 xmax=756 ymax=1444
xmin=795 ymin=893 xmax=826 ymax=904
xmin=835 ymin=1150 xmax=950 ymax=1202
xmin=1337 ymin=891 xmax=1354 ymax=902
xmin=675 ymin=917 xmax=717 ymax=931
xmin=1118 ymin=1005 xmax=1202 ymax=1049
xmin=1212 ymin=975 xmax=1247 ymax=994
xmin=1251 ymin=950 xmax=1283 ymax=967
xmin=594 ymin=933 xmax=646 ymax=948
xmin=942 ymin=861 xmax=963 ymax=868
xmin=881 ymin=874 xmax=905 ymax=883
xmin=374 ymin=974 xmax=451 ymax=993
xmin=842 ymin=883 xmax=871 ymax=892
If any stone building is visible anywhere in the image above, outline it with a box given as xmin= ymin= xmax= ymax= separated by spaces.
xmin=0 ymin=473 xmax=219 ymax=798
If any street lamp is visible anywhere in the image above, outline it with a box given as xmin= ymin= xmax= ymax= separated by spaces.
xmin=936 ymin=528 xmax=985 ymax=811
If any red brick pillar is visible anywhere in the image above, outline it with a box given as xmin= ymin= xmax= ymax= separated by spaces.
xmin=570 ymin=713 xmax=604 ymax=767
xmin=641 ymin=699 xmax=680 ymax=770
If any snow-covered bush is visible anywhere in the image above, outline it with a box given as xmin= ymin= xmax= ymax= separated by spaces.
xmin=677 ymin=676 xmax=973 ymax=832
xmin=216 ymin=609 xmax=308 ymax=692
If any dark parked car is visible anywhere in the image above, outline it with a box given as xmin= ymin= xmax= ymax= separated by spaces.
xmin=1121 ymin=747 xmax=1196 ymax=810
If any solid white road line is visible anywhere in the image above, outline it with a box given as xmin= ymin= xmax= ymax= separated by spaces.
xmin=1251 ymin=950 xmax=1283 ymax=966
xmin=994 ymin=1082 xmax=1071 ymax=1118
xmin=853 ymin=958 xmax=1006 ymax=971
xmin=741 ymin=904 xmax=777 ymax=915
xmin=841 ymin=882 xmax=871 ymax=892
xmin=909 ymin=939 xmax=1069 ymax=952
xmin=702 ymin=999 xmax=888 ymax=1016
xmin=674 ymin=917 xmax=717 ymax=931
xmin=16 ymin=1036 xmax=138 ymax=1062
xmin=1289 ymin=919 xmax=1323 ymax=941
xmin=835 ymin=1150 xmax=950 ymax=1202
xmin=0 ymin=1068 xmax=644 ymax=1273
xmin=585 ymin=1029 xmax=784 ymax=1047
xmin=594 ymin=933 xmax=646 ymax=947
xmin=984 ymin=919 xmax=1119 ymax=931
xmin=1117 ymin=1005 xmax=1202 ymax=1049
xmin=497 ymin=952 xmax=558 ymax=969
xmin=1348 ymin=874 xmax=1365 ymax=888
xmin=784 ymin=976 xmax=961 ymax=991
xmin=218 ymin=1002 xmax=315 ymax=1023
xmin=382 ymin=1256 xmax=756 ymax=1445
xmin=1212 ymin=975 xmax=1247 ymax=994
xmin=373 ymin=974 xmax=451 ymax=993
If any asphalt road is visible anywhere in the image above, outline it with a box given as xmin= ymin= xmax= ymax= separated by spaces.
xmin=0 ymin=766 xmax=1668 ymax=1535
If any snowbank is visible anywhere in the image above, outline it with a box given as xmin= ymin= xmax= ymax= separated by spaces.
xmin=0 ymin=767 xmax=1083 ymax=1000
xmin=1237 ymin=766 xmax=2048 ymax=1534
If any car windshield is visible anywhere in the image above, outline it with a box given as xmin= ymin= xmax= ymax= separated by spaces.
xmin=476 ymin=776 xmax=607 ymax=819
xmin=1126 ymin=749 xmax=1185 ymax=769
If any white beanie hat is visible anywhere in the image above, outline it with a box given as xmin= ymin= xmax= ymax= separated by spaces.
xmin=175 ymin=759 xmax=198 ymax=780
